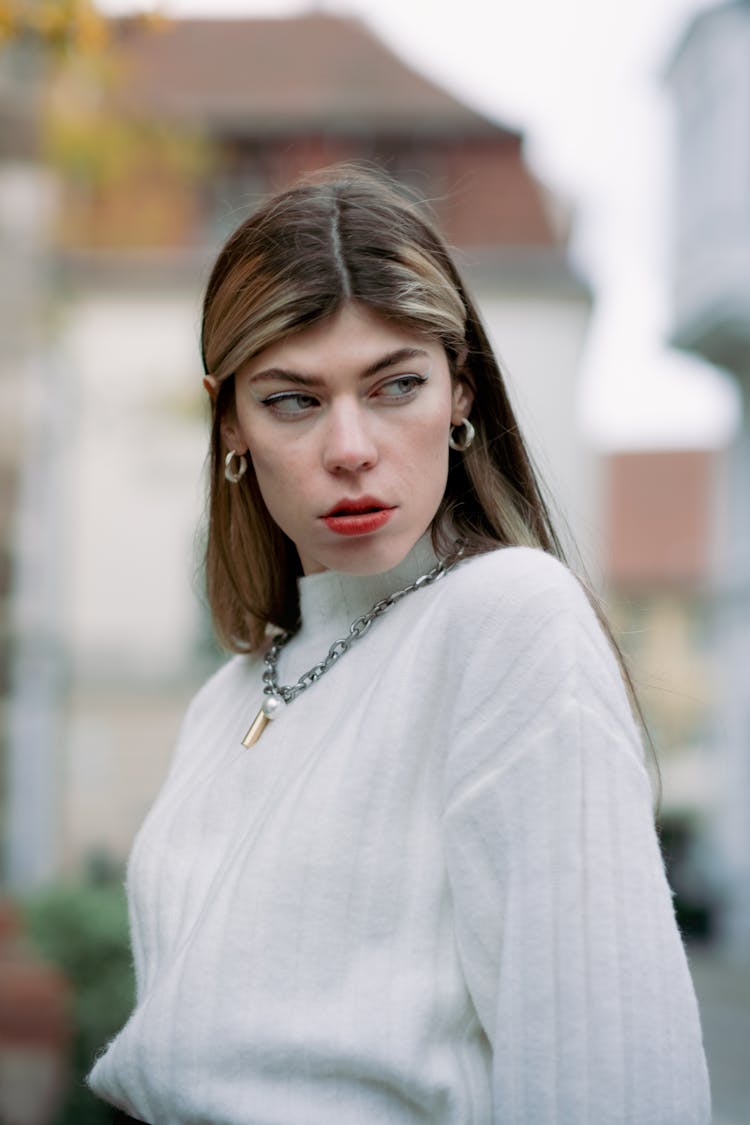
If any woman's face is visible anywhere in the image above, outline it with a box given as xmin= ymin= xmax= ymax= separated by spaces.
xmin=222 ymin=301 xmax=473 ymax=576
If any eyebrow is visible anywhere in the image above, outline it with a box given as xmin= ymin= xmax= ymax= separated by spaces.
xmin=247 ymin=347 xmax=430 ymax=387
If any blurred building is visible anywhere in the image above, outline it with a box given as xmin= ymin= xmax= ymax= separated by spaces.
xmin=603 ymin=448 xmax=725 ymax=937
xmin=0 ymin=39 xmax=66 ymax=889
xmin=667 ymin=0 xmax=750 ymax=957
xmin=5 ymin=13 xmax=593 ymax=882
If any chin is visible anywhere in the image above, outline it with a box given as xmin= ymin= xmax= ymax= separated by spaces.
xmin=308 ymin=531 xmax=422 ymax=576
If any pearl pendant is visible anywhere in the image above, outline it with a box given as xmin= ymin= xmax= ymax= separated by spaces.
xmin=241 ymin=693 xmax=284 ymax=748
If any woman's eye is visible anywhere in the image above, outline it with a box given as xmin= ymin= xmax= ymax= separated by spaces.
xmin=261 ymin=392 xmax=318 ymax=416
xmin=376 ymin=374 xmax=427 ymax=400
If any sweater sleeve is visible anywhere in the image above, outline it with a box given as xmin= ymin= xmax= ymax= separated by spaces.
xmin=440 ymin=550 xmax=711 ymax=1125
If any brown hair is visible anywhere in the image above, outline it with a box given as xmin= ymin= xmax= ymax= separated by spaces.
xmin=201 ymin=167 xmax=565 ymax=651
xmin=200 ymin=166 xmax=658 ymax=797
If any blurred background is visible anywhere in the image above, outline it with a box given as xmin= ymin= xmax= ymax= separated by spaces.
xmin=0 ymin=0 xmax=748 ymax=1122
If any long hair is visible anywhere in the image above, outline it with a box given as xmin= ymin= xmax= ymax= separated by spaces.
xmin=201 ymin=167 xmax=566 ymax=651
xmin=200 ymin=166 xmax=658 ymax=797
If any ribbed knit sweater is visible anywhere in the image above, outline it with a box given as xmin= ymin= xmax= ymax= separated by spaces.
xmin=88 ymin=538 xmax=710 ymax=1124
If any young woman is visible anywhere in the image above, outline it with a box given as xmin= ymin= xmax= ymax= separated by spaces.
xmin=89 ymin=169 xmax=710 ymax=1124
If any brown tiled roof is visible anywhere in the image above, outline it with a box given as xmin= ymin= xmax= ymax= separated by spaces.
xmin=604 ymin=450 xmax=716 ymax=587
xmin=115 ymin=14 xmax=512 ymax=138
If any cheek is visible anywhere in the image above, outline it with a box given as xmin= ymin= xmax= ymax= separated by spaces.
xmin=406 ymin=403 xmax=451 ymax=464
xmin=244 ymin=421 xmax=299 ymax=482
xmin=393 ymin=412 xmax=451 ymax=504
xmin=246 ymin=435 xmax=311 ymax=522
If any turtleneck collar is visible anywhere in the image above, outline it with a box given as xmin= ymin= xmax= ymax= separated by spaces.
xmin=296 ymin=533 xmax=440 ymax=639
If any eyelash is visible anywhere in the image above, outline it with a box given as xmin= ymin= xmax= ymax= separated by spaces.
xmin=260 ymin=374 xmax=428 ymax=417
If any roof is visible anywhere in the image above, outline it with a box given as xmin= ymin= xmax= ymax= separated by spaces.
xmin=115 ymin=14 xmax=513 ymax=139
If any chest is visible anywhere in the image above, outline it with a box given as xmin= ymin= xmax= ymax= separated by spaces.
xmin=128 ymin=624 xmax=459 ymax=965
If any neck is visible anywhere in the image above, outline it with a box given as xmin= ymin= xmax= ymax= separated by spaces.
xmin=296 ymin=533 xmax=440 ymax=638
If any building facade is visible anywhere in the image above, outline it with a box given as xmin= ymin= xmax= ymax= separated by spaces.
xmin=603 ymin=448 xmax=726 ymax=938
xmin=6 ymin=13 xmax=595 ymax=881
xmin=667 ymin=0 xmax=750 ymax=956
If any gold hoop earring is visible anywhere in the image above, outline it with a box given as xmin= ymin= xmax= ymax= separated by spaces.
xmin=449 ymin=418 xmax=475 ymax=452
xmin=224 ymin=450 xmax=247 ymax=483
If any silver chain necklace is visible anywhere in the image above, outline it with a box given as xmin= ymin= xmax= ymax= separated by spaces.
xmin=242 ymin=551 xmax=460 ymax=747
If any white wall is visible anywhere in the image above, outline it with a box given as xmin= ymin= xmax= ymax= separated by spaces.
xmin=48 ymin=281 xmax=594 ymax=871
xmin=51 ymin=291 xmax=210 ymax=871
xmin=478 ymin=292 xmax=599 ymax=575
xmin=62 ymin=292 xmax=207 ymax=682
xmin=61 ymin=287 xmax=597 ymax=686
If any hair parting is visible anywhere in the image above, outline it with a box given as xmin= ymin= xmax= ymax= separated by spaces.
xmin=200 ymin=165 xmax=656 ymax=793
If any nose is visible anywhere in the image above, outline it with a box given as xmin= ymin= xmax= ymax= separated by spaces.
xmin=321 ymin=399 xmax=378 ymax=474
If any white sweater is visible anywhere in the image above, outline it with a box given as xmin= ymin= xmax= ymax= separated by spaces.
xmin=89 ymin=539 xmax=710 ymax=1124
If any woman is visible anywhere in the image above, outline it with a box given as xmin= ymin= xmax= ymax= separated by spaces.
xmin=89 ymin=169 xmax=710 ymax=1123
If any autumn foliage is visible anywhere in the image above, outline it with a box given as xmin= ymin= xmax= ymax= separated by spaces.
xmin=0 ymin=2 xmax=211 ymax=248
xmin=0 ymin=0 xmax=113 ymax=56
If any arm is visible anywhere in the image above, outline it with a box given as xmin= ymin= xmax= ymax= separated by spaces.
xmin=441 ymin=552 xmax=711 ymax=1124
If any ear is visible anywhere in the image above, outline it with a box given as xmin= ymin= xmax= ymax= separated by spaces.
xmin=212 ymin=378 xmax=249 ymax=455
xmin=220 ymin=417 xmax=248 ymax=456
xmin=451 ymin=378 xmax=474 ymax=425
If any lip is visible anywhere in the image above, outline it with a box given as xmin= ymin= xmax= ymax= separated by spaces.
xmin=323 ymin=496 xmax=390 ymax=518
xmin=321 ymin=497 xmax=396 ymax=538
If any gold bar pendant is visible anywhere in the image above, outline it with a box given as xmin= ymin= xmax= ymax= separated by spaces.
xmin=242 ymin=708 xmax=270 ymax=748
xmin=241 ymin=693 xmax=284 ymax=748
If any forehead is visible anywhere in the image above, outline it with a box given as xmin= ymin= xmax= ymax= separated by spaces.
xmin=241 ymin=301 xmax=444 ymax=379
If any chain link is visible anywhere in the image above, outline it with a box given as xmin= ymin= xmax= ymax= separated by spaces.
xmin=262 ymin=552 xmax=460 ymax=705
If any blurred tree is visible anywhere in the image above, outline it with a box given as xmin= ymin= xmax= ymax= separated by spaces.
xmin=1 ymin=0 xmax=121 ymax=58
xmin=0 ymin=0 xmax=210 ymax=247
xmin=23 ymin=878 xmax=135 ymax=1125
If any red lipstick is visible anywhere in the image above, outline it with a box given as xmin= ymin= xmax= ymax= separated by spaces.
xmin=322 ymin=497 xmax=395 ymax=537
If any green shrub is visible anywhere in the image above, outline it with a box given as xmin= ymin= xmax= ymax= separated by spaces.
xmin=23 ymin=878 xmax=135 ymax=1125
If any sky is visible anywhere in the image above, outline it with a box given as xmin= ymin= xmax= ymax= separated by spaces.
xmin=96 ymin=0 xmax=740 ymax=450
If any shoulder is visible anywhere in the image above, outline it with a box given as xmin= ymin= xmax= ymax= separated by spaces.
xmin=438 ymin=548 xmax=646 ymax=796
xmin=445 ymin=545 xmax=595 ymax=634
xmin=454 ymin=543 xmax=580 ymax=589
xmin=438 ymin=545 xmax=629 ymax=718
